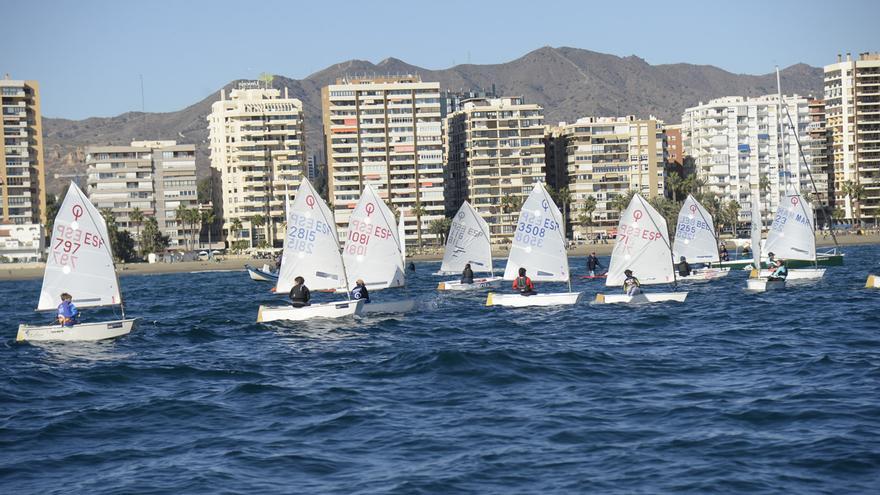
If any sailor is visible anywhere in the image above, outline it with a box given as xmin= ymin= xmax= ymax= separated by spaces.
xmin=678 ymin=256 xmax=692 ymax=277
xmin=623 ymin=269 xmax=642 ymax=296
xmin=288 ymin=276 xmax=311 ymax=307
xmin=351 ymin=278 xmax=371 ymax=303
xmin=765 ymin=252 xmax=777 ymax=269
xmin=407 ymin=261 xmax=416 ymax=272
xmin=719 ymin=244 xmax=730 ymax=262
xmin=587 ymin=252 xmax=601 ymax=277
xmin=461 ymin=263 xmax=475 ymax=284
xmin=768 ymin=259 xmax=788 ymax=281
xmin=57 ymin=292 xmax=80 ymax=327
xmin=512 ymin=267 xmax=536 ymax=296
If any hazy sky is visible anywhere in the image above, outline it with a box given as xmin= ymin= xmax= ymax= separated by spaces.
xmin=4 ymin=0 xmax=878 ymax=120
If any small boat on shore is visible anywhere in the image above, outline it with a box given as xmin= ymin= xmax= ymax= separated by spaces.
xmin=246 ymin=264 xmax=278 ymax=283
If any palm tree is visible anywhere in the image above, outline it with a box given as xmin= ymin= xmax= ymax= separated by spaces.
xmin=130 ymin=207 xmax=144 ymax=258
xmin=579 ymin=196 xmax=597 ymax=239
xmin=187 ymin=208 xmax=200 ymax=249
xmin=551 ymin=186 xmax=572 ymax=239
xmin=500 ymin=194 xmax=523 ymax=214
xmin=201 ymin=209 xmax=216 ymax=251
xmin=666 ymin=171 xmax=684 ymax=202
xmin=609 ymin=190 xmax=636 ymax=213
xmin=758 ymin=173 xmax=771 ymax=221
xmin=230 ymin=217 xmax=243 ymax=251
xmin=842 ymin=180 xmax=867 ymax=227
xmin=176 ymin=203 xmax=190 ymax=250
xmin=428 ymin=217 xmax=453 ymax=246
xmin=410 ymin=203 xmax=426 ymax=248
xmin=250 ymin=214 xmax=265 ymax=248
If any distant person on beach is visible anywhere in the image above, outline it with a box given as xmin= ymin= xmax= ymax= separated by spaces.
xmin=678 ymin=256 xmax=692 ymax=277
xmin=768 ymin=259 xmax=788 ymax=281
xmin=289 ymin=276 xmax=311 ymax=307
xmin=587 ymin=252 xmax=601 ymax=276
xmin=461 ymin=263 xmax=474 ymax=284
xmin=351 ymin=279 xmax=370 ymax=303
xmin=623 ymin=269 xmax=642 ymax=296
xmin=513 ymin=267 xmax=536 ymax=296
xmin=57 ymin=293 xmax=79 ymax=327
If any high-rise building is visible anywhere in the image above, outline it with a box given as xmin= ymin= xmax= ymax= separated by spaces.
xmin=681 ymin=95 xmax=813 ymax=223
xmin=85 ymin=140 xmax=198 ymax=248
xmin=664 ymin=124 xmax=684 ymax=170
xmin=551 ymin=116 xmax=666 ymax=239
xmin=440 ymin=87 xmax=497 ymax=118
xmin=445 ymin=97 xmax=546 ymax=242
xmin=207 ymin=82 xmax=306 ymax=247
xmin=0 ymin=77 xmax=46 ymax=226
xmin=824 ymin=52 xmax=880 ymax=223
xmin=322 ymin=75 xmax=444 ymax=247
xmin=807 ymin=99 xmax=832 ymax=222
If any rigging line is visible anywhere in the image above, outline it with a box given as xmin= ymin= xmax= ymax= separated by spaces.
xmin=782 ymin=105 xmax=840 ymax=250
xmin=636 ymin=194 xmax=679 ymax=289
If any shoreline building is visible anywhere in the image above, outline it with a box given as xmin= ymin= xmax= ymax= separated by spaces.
xmin=824 ymin=52 xmax=880 ymax=223
xmin=322 ymin=75 xmax=444 ymax=247
xmin=85 ymin=141 xmax=197 ymax=248
xmin=807 ymin=99 xmax=832 ymax=221
xmin=548 ymin=116 xmax=666 ymax=238
xmin=0 ymin=77 xmax=46 ymax=227
xmin=207 ymin=82 xmax=307 ymax=247
xmin=681 ymin=95 xmax=813 ymax=224
xmin=445 ymin=97 xmax=546 ymax=242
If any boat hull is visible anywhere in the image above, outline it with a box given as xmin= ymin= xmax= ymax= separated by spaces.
xmin=677 ymin=268 xmax=730 ymax=282
xmin=361 ymin=299 xmax=417 ymax=314
xmin=17 ymin=319 xmax=137 ymax=342
xmin=750 ymin=268 xmax=826 ymax=280
xmin=437 ymin=277 xmax=503 ymax=291
xmin=486 ymin=292 xmax=583 ymax=307
xmin=866 ymin=274 xmax=880 ymax=289
xmin=746 ymin=278 xmax=786 ymax=292
xmin=246 ymin=265 xmax=278 ymax=282
xmin=594 ymin=292 xmax=688 ymax=304
xmin=257 ymin=300 xmax=364 ymax=322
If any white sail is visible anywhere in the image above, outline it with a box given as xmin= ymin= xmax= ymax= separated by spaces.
xmin=502 ymin=182 xmax=569 ymax=282
xmin=37 ymin=182 xmax=122 ymax=310
xmin=751 ymin=193 xmax=763 ymax=266
xmin=606 ymin=194 xmax=675 ymax=287
xmin=764 ymin=193 xmax=816 ymax=261
xmin=342 ymin=184 xmax=405 ymax=290
xmin=439 ymin=201 xmax=494 ymax=275
xmin=398 ymin=207 xmax=406 ymax=262
xmin=672 ymin=194 xmax=719 ymax=263
xmin=277 ymin=178 xmax=347 ymax=293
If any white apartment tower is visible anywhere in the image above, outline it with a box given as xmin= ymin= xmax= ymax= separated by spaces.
xmin=550 ymin=116 xmax=666 ymax=237
xmin=681 ymin=95 xmax=813 ymax=223
xmin=208 ymin=82 xmax=307 ymax=247
xmin=444 ymin=97 xmax=546 ymax=242
xmin=824 ymin=52 xmax=880 ymax=223
xmin=322 ymin=76 xmax=444 ymax=247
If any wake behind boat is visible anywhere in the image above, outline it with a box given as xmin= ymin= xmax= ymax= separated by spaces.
xmin=17 ymin=182 xmax=137 ymax=342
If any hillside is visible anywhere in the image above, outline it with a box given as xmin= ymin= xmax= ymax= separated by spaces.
xmin=41 ymin=46 xmax=824 ymax=194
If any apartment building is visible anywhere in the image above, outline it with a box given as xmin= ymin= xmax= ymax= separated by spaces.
xmin=824 ymin=52 xmax=880 ymax=223
xmin=86 ymin=140 xmax=198 ymax=248
xmin=549 ymin=116 xmax=666 ymax=238
xmin=208 ymin=82 xmax=307 ymax=247
xmin=445 ymin=97 xmax=546 ymax=242
xmin=0 ymin=77 xmax=46 ymax=227
xmin=807 ymin=99 xmax=832 ymax=218
xmin=665 ymin=124 xmax=684 ymax=169
xmin=322 ymin=76 xmax=444 ymax=247
xmin=681 ymin=95 xmax=813 ymax=223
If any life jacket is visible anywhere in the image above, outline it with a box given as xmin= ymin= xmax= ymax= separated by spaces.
xmin=516 ymin=276 xmax=532 ymax=292
xmin=290 ymin=284 xmax=308 ymax=302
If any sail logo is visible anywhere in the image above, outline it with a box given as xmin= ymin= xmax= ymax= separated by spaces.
xmin=72 ymin=204 xmax=84 ymax=220
xmin=305 ymin=195 xmax=316 ymax=209
xmin=365 ymin=203 xmax=375 ymax=216
xmin=633 ymin=210 xmax=643 ymax=222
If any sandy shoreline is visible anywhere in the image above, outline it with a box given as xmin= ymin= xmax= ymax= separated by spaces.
xmin=1 ymin=234 xmax=877 ymax=282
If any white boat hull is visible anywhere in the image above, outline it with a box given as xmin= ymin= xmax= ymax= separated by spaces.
xmin=486 ymin=292 xmax=583 ymax=307
xmin=361 ymin=299 xmax=417 ymax=314
xmin=865 ymin=274 xmax=880 ymax=289
xmin=746 ymin=278 xmax=786 ymax=292
xmin=17 ymin=319 xmax=137 ymax=342
xmin=247 ymin=265 xmax=278 ymax=282
xmin=750 ymin=268 xmax=825 ymax=280
xmin=594 ymin=292 xmax=688 ymax=304
xmin=257 ymin=300 xmax=364 ymax=322
xmin=677 ymin=268 xmax=730 ymax=282
xmin=437 ymin=277 xmax=503 ymax=291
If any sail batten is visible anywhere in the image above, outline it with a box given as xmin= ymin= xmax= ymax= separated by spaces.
xmin=277 ymin=179 xmax=347 ymax=293
xmin=37 ymin=183 xmax=122 ymax=311
xmin=606 ymin=194 xmax=675 ymax=287
xmin=342 ymin=185 xmax=405 ymax=290
xmin=439 ymin=201 xmax=494 ymax=275
xmin=502 ymin=183 xmax=569 ymax=282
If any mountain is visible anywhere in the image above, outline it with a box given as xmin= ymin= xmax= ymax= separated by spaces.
xmin=41 ymin=46 xmax=824 ymax=194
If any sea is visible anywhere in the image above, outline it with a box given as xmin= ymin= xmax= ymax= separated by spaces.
xmin=2 ymin=245 xmax=880 ymax=494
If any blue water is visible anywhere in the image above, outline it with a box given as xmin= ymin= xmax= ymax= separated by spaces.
xmin=2 ymin=245 xmax=880 ymax=494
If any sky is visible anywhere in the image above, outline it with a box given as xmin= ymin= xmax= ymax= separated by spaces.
xmin=3 ymin=0 xmax=878 ymax=120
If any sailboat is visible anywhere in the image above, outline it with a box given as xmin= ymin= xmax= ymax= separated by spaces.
xmin=486 ymin=182 xmax=582 ymax=307
xmin=746 ymin=193 xmax=785 ymax=292
xmin=340 ymin=184 xmax=415 ymax=314
xmin=595 ymin=194 xmax=688 ymax=304
xmin=437 ymin=201 xmax=503 ymax=291
xmin=246 ymin=263 xmax=278 ymax=283
xmin=257 ymin=178 xmax=364 ymax=322
xmin=17 ymin=182 xmax=137 ymax=342
xmin=750 ymin=193 xmax=825 ymax=280
xmin=671 ymin=194 xmax=729 ymax=281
